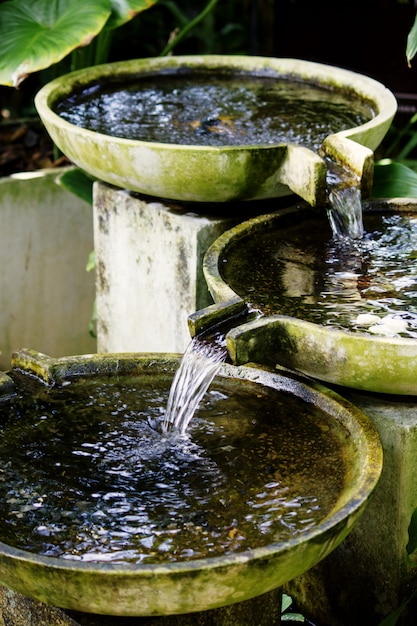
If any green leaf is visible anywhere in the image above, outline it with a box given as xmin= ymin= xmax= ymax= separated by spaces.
xmin=407 ymin=12 xmax=417 ymax=67
xmin=56 ymin=168 xmax=96 ymax=205
xmin=0 ymin=0 xmax=112 ymax=87
xmin=106 ymin=0 xmax=159 ymax=30
xmin=281 ymin=594 xmax=293 ymax=613
xmin=86 ymin=251 xmax=96 ymax=273
xmin=372 ymin=160 xmax=417 ymax=198
xmin=281 ymin=594 xmax=305 ymax=622
xmin=406 ymin=506 xmax=417 ymax=555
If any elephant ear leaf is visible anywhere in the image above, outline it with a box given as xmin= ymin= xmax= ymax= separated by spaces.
xmin=0 ymin=0 xmax=112 ymax=87
xmin=372 ymin=160 xmax=417 ymax=198
xmin=106 ymin=0 xmax=159 ymax=30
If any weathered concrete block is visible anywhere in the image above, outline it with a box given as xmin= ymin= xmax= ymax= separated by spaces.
xmin=0 ymin=169 xmax=96 ymax=370
xmin=286 ymin=390 xmax=417 ymax=626
xmin=93 ymin=184 xmax=240 ymax=353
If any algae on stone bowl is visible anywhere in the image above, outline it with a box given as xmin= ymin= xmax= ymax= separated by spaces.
xmin=35 ymin=55 xmax=396 ymax=206
xmin=0 ymin=350 xmax=382 ymax=616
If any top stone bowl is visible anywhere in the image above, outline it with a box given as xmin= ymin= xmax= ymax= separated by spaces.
xmin=35 ymin=55 xmax=397 ymax=205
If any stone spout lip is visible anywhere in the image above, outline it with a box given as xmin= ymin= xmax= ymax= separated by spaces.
xmin=0 ymin=350 xmax=382 ymax=616
xmin=202 ymin=199 xmax=417 ymax=395
xmin=34 ymin=55 xmax=397 ymax=206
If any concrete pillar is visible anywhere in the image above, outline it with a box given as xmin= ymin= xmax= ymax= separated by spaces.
xmin=286 ymin=389 xmax=417 ymax=626
xmin=93 ymin=183 xmax=243 ymax=354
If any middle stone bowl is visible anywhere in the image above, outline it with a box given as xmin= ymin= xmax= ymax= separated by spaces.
xmin=200 ymin=199 xmax=417 ymax=395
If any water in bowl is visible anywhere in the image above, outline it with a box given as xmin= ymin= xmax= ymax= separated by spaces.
xmin=0 ymin=369 xmax=354 ymax=564
xmin=221 ymin=209 xmax=417 ymax=337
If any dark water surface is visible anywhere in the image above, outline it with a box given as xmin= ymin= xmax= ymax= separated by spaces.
xmin=0 ymin=371 xmax=352 ymax=564
xmin=55 ymin=72 xmax=373 ymax=150
xmin=222 ymin=211 xmax=417 ymax=337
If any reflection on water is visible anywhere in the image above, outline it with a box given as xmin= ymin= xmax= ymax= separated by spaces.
xmin=0 ymin=371 xmax=350 ymax=563
xmin=222 ymin=211 xmax=417 ymax=337
xmin=55 ymin=73 xmax=372 ymax=150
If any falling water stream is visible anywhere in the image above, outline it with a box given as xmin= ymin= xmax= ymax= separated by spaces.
xmin=325 ymin=161 xmax=364 ymax=240
xmin=162 ymin=332 xmax=228 ymax=435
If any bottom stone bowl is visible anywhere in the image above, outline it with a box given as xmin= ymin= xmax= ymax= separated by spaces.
xmin=0 ymin=350 xmax=382 ymax=616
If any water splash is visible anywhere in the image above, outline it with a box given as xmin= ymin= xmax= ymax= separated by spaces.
xmin=326 ymin=162 xmax=364 ymax=240
xmin=161 ymin=333 xmax=228 ymax=435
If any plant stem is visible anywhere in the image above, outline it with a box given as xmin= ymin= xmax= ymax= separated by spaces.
xmin=159 ymin=0 xmax=220 ymax=56
xmin=94 ymin=29 xmax=113 ymax=65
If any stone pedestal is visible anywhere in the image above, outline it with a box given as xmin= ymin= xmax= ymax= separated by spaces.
xmin=286 ymin=389 xmax=417 ymax=626
xmin=93 ymin=183 xmax=245 ymax=354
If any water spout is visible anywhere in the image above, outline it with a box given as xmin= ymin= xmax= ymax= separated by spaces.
xmin=163 ymin=299 xmax=257 ymax=435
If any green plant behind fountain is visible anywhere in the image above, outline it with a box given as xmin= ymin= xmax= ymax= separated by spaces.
xmin=373 ymin=10 xmax=417 ymax=199
xmin=0 ymin=0 xmax=156 ymax=87
xmin=0 ymin=0 xmax=223 ymax=88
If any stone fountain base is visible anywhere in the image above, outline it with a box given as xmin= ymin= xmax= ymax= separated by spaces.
xmin=286 ymin=388 xmax=417 ymax=626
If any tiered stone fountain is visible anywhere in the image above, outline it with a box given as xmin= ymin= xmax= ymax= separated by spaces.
xmin=5 ymin=53 xmax=398 ymax=624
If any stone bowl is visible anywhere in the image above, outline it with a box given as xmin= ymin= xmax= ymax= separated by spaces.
xmin=199 ymin=198 xmax=417 ymax=395
xmin=34 ymin=55 xmax=397 ymax=205
xmin=0 ymin=350 xmax=382 ymax=616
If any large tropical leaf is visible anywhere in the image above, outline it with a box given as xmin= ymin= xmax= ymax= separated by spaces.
xmin=372 ymin=159 xmax=417 ymax=198
xmin=56 ymin=168 xmax=95 ymax=205
xmin=106 ymin=0 xmax=159 ymax=30
xmin=0 ymin=0 xmax=112 ymax=87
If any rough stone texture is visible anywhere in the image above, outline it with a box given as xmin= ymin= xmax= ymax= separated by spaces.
xmin=0 ymin=586 xmax=78 ymax=625
xmin=93 ymin=183 xmax=242 ymax=354
xmin=286 ymin=389 xmax=417 ymax=626
xmin=0 ymin=586 xmax=282 ymax=625
xmin=0 ymin=169 xmax=96 ymax=370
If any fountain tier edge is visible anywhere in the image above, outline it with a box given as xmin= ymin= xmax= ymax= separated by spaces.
xmin=0 ymin=350 xmax=382 ymax=616
xmin=34 ymin=55 xmax=397 ymax=205
xmin=197 ymin=198 xmax=417 ymax=395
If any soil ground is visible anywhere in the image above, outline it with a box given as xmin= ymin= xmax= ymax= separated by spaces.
xmin=0 ymin=117 xmax=68 ymax=176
